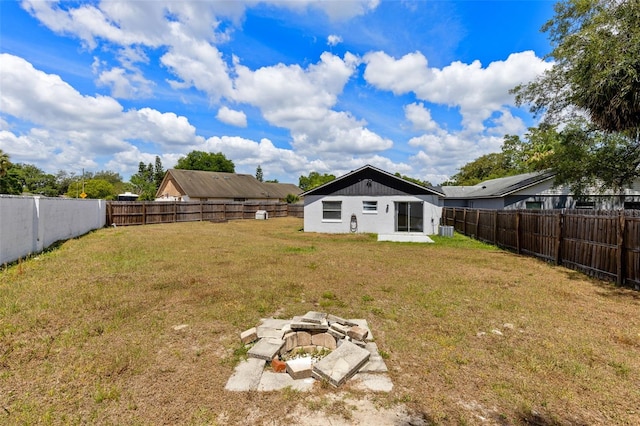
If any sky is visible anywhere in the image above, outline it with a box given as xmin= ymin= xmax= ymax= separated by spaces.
xmin=0 ymin=0 xmax=556 ymax=185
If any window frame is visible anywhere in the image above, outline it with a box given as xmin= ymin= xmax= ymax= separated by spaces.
xmin=322 ymin=200 xmax=342 ymax=221
xmin=362 ymin=200 xmax=378 ymax=214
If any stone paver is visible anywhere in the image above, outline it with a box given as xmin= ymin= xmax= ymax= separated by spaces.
xmin=225 ymin=358 xmax=266 ymax=391
xmin=301 ymin=311 xmax=327 ymax=324
xmin=248 ymin=337 xmax=285 ymax=361
xmin=240 ymin=327 xmax=258 ymax=344
xmin=286 ymin=356 xmax=313 ymax=379
xmin=312 ymin=341 xmax=370 ymax=387
xmin=230 ymin=314 xmax=393 ymax=392
xmin=258 ymin=371 xmax=315 ymax=392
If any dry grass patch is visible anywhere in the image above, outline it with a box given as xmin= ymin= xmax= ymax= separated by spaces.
xmin=1 ymin=217 xmax=639 ymax=424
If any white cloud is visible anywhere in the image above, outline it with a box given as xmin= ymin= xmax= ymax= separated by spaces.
xmin=364 ymin=50 xmax=551 ymax=133
xmin=327 ymin=34 xmax=343 ymax=46
xmin=404 ymin=102 xmax=440 ymax=132
xmin=96 ymin=67 xmax=154 ymax=99
xmin=0 ymin=53 xmax=202 ymax=176
xmin=216 ymin=107 xmax=248 ymax=127
xmin=233 ymin=52 xmax=391 ymax=154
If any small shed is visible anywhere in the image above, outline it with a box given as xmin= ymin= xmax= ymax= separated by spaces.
xmin=302 ymin=165 xmax=443 ymax=242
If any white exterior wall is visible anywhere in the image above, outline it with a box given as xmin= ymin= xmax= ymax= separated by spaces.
xmin=0 ymin=196 xmax=106 ymax=264
xmin=304 ymin=194 xmax=442 ymax=235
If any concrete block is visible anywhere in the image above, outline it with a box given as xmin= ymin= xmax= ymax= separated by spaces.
xmin=286 ymin=357 xmax=313 ymax=379
xmin=257 ymin=326 xmax=285 ymax=339
xmin=240 ymin=327 xmax=258 ymax=344
xmin=283 ymin=332 xmax=298 ymax=352
xmin=296 ymin=331 xmax=312 ymax=346
xmin=301 ymin=311 xmax=327 ymax=324
xmin=330 ymin=323 xmax=350 ymax=335
xmin=259 ymin=318 xmax=291 ymax=329
xmin=327 ymin=314 xmax=358 ymax=326
xmin=312 ymin=340 xmax=370 ymax=387
xmin=347 ymin=326 xmax=369 ymax=341
xmin=349 ymin=319 xmax=374 ymax=341
xmin=327 ymin=327 xmax=345 ymax=340
xmin=224 ymin=358 xmax=266 ymax=391
xmin=290 ymin=318 xmax=328 ymax=332
xmin=311 ymin=332 xmax=337 ymax=349
xmin=248 ymin=338 xmax=285 ymax=361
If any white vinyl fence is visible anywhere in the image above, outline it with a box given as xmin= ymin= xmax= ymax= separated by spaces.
xmin=0 ymin=195 xmax=106 ymax=265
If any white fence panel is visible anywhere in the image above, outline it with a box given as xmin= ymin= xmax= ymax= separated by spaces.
xmin=0 ymin=195 xmax=106 ymax=265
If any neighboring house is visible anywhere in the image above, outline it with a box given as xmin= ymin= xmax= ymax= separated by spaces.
xmin=439 ymin=171 xmax=640 ymax=210
xmin=302 ymin=165 xmax=444 ymax=242
xmin=155 ymin=169 xmax=302 ymax=202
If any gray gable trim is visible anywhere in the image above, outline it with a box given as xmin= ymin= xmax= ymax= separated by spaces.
xmin=301 ymin=165 xmax=444 ymax=197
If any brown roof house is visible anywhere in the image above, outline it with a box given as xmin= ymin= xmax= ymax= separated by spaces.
xmin=155 ymin=169 xmax=302 ymax=202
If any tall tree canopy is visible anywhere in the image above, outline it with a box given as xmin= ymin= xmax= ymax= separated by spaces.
xmin=298 ymin=171 xmax=335 ymax=191
xmin=512 ymin=0 xmax=640 ymax=192
xmin=130 ymin=157 xmax=164 ymax=201
xmin=174 ymin=151 xmax=234 ymax=173
xmin=514 ymin=0 xmax=640 ymax=135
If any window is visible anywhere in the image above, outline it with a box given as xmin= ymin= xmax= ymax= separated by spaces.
xmin=362 ymin=201 xmax=377 ymax=213
xmin=624 ymin=201 xmax=640 ymax=210
xmin=322 ymin=201 xmax=342 ymax=220
xmin=525 ymin=201 xmax=543 ymax=210
xmin=575 ymin=201 xmax=595 ymax=210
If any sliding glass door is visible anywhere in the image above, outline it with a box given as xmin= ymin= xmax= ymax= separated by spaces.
xmin=395 ymin=202 xmax=423 ymax=232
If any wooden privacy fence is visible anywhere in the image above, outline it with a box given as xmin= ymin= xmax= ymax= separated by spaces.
xmin=107 ymin=201 xmax=303 ymax=226
xmin=442 ymin=208 xmax=640 ymax=290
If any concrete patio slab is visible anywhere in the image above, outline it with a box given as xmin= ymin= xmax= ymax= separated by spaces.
xmin=224 ymin=358 xmax=266 ymax=391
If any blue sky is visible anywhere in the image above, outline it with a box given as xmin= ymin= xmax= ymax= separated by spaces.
xmin=0 ymin=0 xmax=555 ymax=184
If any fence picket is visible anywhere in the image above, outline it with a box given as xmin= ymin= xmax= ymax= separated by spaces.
xmin=443 ymin=207 xmax=639 ymax=290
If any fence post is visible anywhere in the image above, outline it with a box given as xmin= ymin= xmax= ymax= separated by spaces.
xmin=200 ymin=199 xmax=204 ymax=222
xmin=617 ymin=211 xmax=626 ymax=286
xmin=142 ymin=202 xmax=147 ymax=225
xmin=493 ymin=210 xmax=498 ymax=244
xmin=475 ymin=209 xmax=480 ymax=238
xmin=516 ymin=211 xmax=521 ymax=254
xmin=452 ymin=208 xmax=456 ymax=229
xmin=463 ymin=209 xmax=467 ymax=236
xmin=554 ymin=211 xmax=564 ymax=265
xmin=173 ymin=201 xmax=177 ymax=223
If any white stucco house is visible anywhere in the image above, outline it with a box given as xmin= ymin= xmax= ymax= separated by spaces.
xmin=301 ymin=165 xmax=444 ymax=243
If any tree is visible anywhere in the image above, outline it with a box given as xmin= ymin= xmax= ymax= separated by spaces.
xmin=514 ymin=0 xmax=640 ymax=135
xmin=66 ymin=179 xmax=116 ymax=199
xmin=512 ymin=0 xmax=640 ymax=191
xmin=502 ymin=124 xmax=561 ymax=173
xmin=174 ymin=151 xmax=234 ymax=173
xmin=298 ymin=171 xmax=336 ymax=191
xmin=12 ymin=163 xmax=59 ymax=196
xmin=255 ymin=165 xmax=263 ymax=182
xmin=153 ymin=156 xmax=165 ymax=189
xmin=443 ymin=153 xmax=514 ymax=186
xmin=0 ymin=149 xmax=10 ymax=177
xmin=130 ymin=162 xmax=156 ymax=200
xmin=549 ymin=120 xmax=640 ymax=194
xmin=393 ymin=173 xmax=432 ymax=187
xmin=285 ymin=193 xmax=300 ymax=204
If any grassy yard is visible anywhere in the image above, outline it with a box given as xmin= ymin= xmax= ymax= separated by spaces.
xmin=1 ymin=217 xmax=639 ymax=425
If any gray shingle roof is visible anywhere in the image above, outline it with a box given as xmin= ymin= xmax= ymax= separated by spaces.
xmin=164 ymin=169 xmax=301 ymax=199
xmin=440 ymin=171 xmax=556 ymax=199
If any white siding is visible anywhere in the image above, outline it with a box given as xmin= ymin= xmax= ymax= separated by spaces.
xmin=304 ymin=194 xmax=442 ymax=235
